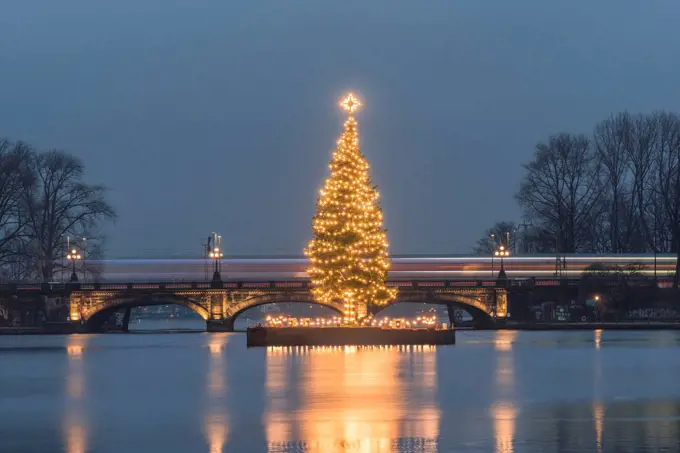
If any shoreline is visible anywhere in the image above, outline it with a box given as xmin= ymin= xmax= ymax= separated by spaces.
xmin=492 ymin=322 xmax=680 ymax=331
xmin=3 ymin=322 xmax=680 ymax=335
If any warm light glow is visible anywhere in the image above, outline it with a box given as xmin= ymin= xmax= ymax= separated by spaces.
xmin=494 ymin=331 xmax=517 ymax=352
xmin=67 ymin=345 xmax=84 ymax=357
xmin=66 ymin=251 xmax=82 ymax=261
xmin=593 ymin=401 xmax=604 ymax=453
xmin=264 ymin=315 xmax=343 ymax=328
xmin=340 ymin=92 xmax=362 ymax=114
xmin=64 ymin=416 xmax=87 ymax=453
xmin=492 ymin=402 xmax=517 ymax=453
xmin=494 ymin=331 xmax=516 ymax=396
xmin=64 ymin=335 xmax=88 ymax=453
xmin=265 ymin=345 xmax=293 ymax=445
xmin=495 ymin=291 xmax=509 ymax=318
xmin=209 ymin=247 xmax=224 ymax=259
xmin=69 ymin=305 xmax=81 ymax=322
xmin=207 ymin=334 xmax=228 ymax=394
xmin=265 ymin=345 xmax=439 ymax=451
xmin=204 ymin=334 xmax=229 ymax=452
xmin=494 ymin=246 xmax=510 ymax=257
xmin=305 ymin=94 xmax=397 ymax=323
xmin=66 ymin=336 xmax=88 ymax=398
xmin=204 ymin=414 xmax=228 ymax=453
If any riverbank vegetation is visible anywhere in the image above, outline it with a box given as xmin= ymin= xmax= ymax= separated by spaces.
xmin=477 ymin=111 xmax=680 ymax=285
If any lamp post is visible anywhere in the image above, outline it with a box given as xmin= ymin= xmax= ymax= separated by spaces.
xmin=66 ymin=247 xmax=82 ymax=282
xmin=490 ymin=233 xmax=496 ymax=277
xmin=494 ymin=244 xmax=510 ymax=273
xmin=208 ymin=232 xmax=224 ymax=282
xmin=82 ymin=237 xmax=87 ymax=281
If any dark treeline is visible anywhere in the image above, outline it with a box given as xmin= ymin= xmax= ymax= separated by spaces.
xmin=475 ymin=111 xmax=680 ymax=284
xmin=0 ymin=139 xmax=115 ymax=282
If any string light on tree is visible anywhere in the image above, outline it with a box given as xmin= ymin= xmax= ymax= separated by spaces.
xmin=305 ymin=93 xmax=397 ymax=325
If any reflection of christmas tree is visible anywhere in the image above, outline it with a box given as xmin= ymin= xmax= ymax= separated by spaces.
xmin=305 ymin=94 xmax=397 ymax=323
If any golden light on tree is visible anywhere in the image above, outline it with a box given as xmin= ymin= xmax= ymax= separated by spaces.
xmin=340 ymin=93 xmax=362 ymax=114
xmin=305 ymin=93 xmax=397 ymax=324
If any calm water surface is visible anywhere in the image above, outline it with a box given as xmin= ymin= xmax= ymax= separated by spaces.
xmin=2 ymin=322 xmax=680 ymax=452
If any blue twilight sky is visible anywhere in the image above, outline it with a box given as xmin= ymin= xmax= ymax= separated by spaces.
xmin=2 ymin=1 xmax=680 ymax=257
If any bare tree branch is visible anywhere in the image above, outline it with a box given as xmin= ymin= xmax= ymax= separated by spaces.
xmin=516 ymin=134 xmax=603 ymax=252
xmin=20 ymin=150 xmax=116 ymax=281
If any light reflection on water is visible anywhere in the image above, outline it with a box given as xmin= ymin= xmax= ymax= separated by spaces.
xmin=493 ymin=331 xmax=517 ymax=453
xmin=205 ymin=333 xmax=230 ymax=453
xmin=64 ymin=334 xmax=89 ymax=453
xmin=4 ymin=327 xmax=680 ymax=452
xmin=265 ymin=345 xmax=439 ymax=452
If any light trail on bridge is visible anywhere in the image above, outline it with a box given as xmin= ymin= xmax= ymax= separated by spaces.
xmin=77 ymin=255 xmax=677 ymax=282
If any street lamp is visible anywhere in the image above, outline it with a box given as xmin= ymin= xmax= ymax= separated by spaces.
xmin=490 ymin=233 xmax=496 ymax=277
xmin=208 ymin=232 xmax=224 ymax=282
xmin=66 ymin=248 xmax=82 ymax=282
xmin=494 ymin=244 xmax=510 ymax=272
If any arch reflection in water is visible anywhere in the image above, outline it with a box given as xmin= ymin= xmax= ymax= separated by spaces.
xmin=204 ymin=333 xmax=230 ymax=453
xmin=265 ymin=345 xmax=439 ymax=452
xmin=64 ymin=335 xmax=89 ymax=453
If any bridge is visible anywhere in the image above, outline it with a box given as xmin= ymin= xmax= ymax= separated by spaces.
xmin=0 ymin=278 xmax=518 ymax=332
xmin=2 ymin=272 xmax=672 ymax=332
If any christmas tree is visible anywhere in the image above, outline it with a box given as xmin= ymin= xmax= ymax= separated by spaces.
xmin=305 ymin=93 xmax=397 ymax=324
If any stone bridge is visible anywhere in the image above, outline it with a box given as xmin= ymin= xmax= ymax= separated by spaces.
xmin=62 ymin=282 xmax=507 ymax=331
xmin=0 ymin=280 xmax=508 ymax=331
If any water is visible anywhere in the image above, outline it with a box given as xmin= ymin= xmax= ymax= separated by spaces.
xmin=2 ymin=324 xmax=680 ymax=452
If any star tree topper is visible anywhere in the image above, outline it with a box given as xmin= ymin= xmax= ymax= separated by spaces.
xmin=340 ymin=93 xmax=362 ymax=115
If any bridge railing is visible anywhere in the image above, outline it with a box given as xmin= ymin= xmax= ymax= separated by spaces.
xmin=0 ymin=276 xmax=672 ymax=295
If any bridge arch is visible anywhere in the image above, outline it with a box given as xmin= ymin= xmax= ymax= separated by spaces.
xmin=225 ymin=292 xmax=344 ymax=323
xmin=372 ymin=291 xmax=494 ymax=323
xmin=83 ymin=294 xmax=210 ymax=330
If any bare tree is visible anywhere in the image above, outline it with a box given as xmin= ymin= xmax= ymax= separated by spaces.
xmin=625 ymin=115 xmax=658 ymax=251
xmin=20 ymin=150 xmax=116 ymax=281
xmin=472 ymin=221 xmax=517 ymax=255
xmin=0 ymin=140 xmax=33 ymax=270
xmin=650 ymin=112 xmax=680 ymax=286
xmin=593 ymin=113 xmax=636 ymax=252
xmin=591 ymin=112 xmax=660 ymax=253
xmin=516 ymin=134 xmax=603 ymax=253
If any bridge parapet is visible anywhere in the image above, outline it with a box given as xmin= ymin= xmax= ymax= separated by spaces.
xmin=5 ymin=280 xmax=513 ymax=331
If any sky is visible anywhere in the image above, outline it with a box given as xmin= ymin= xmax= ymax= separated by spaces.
xmin=2 ymin=0 xmax=680 ymax=258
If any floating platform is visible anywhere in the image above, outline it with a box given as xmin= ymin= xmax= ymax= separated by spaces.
xmin=246 ymin=326 xmax=455 ymax=347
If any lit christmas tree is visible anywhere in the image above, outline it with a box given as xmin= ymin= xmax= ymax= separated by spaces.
xmin=305 ymin=93 xmax=397 ymax=324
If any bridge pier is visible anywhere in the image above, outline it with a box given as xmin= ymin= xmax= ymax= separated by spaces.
xmin=446 ymin=304 xmax=456 ymax=328
xmin=121 ymin=307 xmax=132 ymax=333
xmin=207 ymin=317 xmax=235 ymax=332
